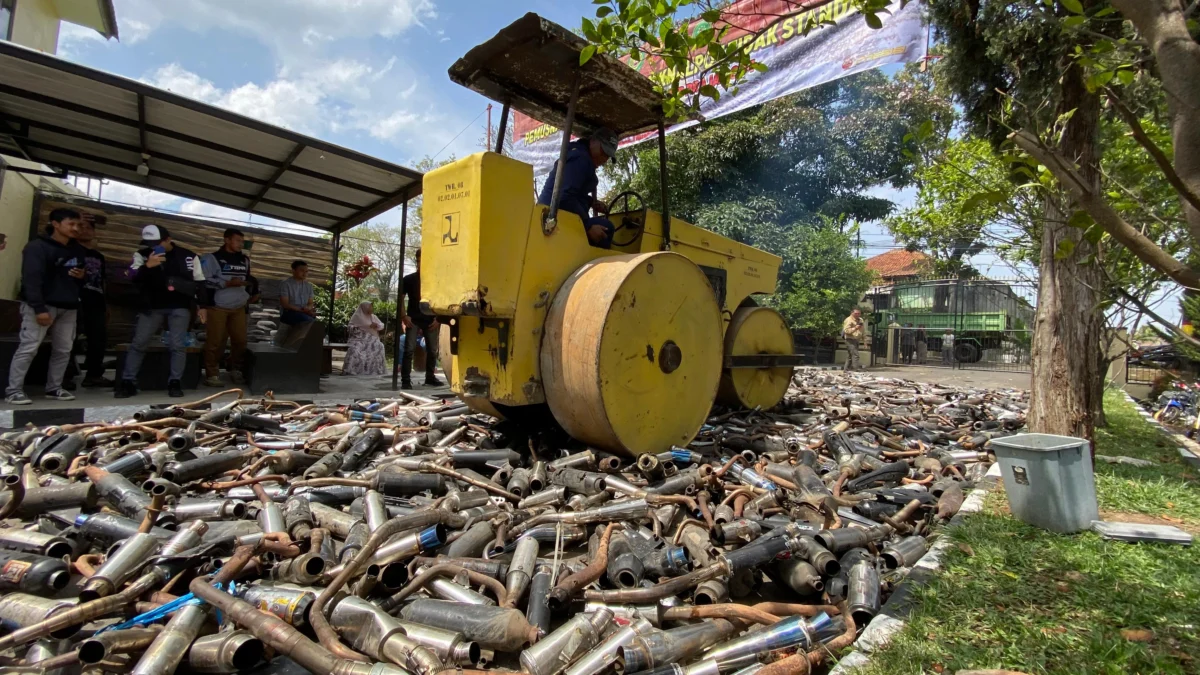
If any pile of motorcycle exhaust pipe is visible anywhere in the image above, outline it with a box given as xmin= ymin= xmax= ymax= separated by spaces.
xmin=0 ymin=374 xmax=1025 ymax=675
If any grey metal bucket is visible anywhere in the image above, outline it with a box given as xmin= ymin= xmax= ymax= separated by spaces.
xmin=989 ymin=433 xmax=1098 ymax=534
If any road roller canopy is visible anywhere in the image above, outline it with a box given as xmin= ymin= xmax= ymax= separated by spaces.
xmin=448 ymin=13 xmax=669 ymax=139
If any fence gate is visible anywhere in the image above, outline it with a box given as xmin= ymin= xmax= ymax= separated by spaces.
xmin=867 ymin=276 xmax=1037 ymax=373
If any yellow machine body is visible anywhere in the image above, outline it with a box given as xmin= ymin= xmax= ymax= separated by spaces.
xmin=421 ymin=151 xmax=785 ymax=446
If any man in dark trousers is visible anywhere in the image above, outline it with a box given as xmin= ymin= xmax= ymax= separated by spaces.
xmin=76 ymin=213 xmax=112 ymax=388
xmin=5 ymin=208 xmax=86 ymax=405
xmin=537 ymin=127 xmax=619 ymax=248
xmin=201 ymin=228 xmax=251 ymax=386
xmin=116 ymin=225 xmax=208 ymax=398
xmin=400 ymin=248 xmax=442 ymax=389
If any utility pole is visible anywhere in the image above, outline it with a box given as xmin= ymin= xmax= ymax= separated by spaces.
xmin=855 ymin=229 xmax=862 ymax=258
xmin=486 ymin=104 xmax=493 ymax=149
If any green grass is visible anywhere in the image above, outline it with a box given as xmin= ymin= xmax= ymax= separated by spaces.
xmin=850 ymin=389 xmax=1200 ymax=675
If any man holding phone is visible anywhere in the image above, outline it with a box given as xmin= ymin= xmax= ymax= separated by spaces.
xmin=5 ymin=208 xmax=86 ymax=405
xmin=116 ymin=225 xmax=208 ymax=398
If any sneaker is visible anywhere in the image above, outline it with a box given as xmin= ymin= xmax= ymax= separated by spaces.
xmin=424 ymin=377 xmax=445 ymax=387
xmin=82 ymin=376 xmax=115 ymax=388
xmin=230 ymin=371 xmax=246 ymax=384
xmin=4 ymin=392 xmax=32 ymax=406
xmin=45 ymin=389 xmax=76 ymax=401
xmin=203 ymin=376 xmax=223 ymax=387
xmin=114 ymin=380 xmax=138 ymax=399
xmin=167 ymin=380 xmax=184 ymax=398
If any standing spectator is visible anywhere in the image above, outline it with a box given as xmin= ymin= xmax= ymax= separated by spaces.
xmin=76 ymin=214 xmax=112 ymax=388
xmin=343 ymin=302 xmax=387 ymax=376
xmin=0 ymin=233 xmax=6 ymax=252
xmin=201 ymin=229 xmax=250 ymax=386
xmin=5 ymin=208 xmax=85 ymax=404
xmin=942 ymin=329 xmax=955 ymax=366
xmin=275 ymin=260 xmax=316 ymax=347
xmin=400 ymin=248 xmax=442 ymax=388
xmin=116 ymin=225 xmax=207 ymax=399
xmin=915 ymin=324 xmax=928 ymax=365
xmin=900 ymin=323 xmax=916 ymax=364
xmin=841 ymin=308 xmax=865 ymax=372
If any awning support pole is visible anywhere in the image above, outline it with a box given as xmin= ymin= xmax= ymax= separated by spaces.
xmin=327 ymin=231 xmax=341 ymax=329
xmin=495 ymin=102 xmax=511 ymax=155
xmin=545 ymin=71 xmax=581 ymax=234
xmin=657 ymin=118 xmax=671 ymax=251
xmin=392 ymin=198 xmax=410 ymax=391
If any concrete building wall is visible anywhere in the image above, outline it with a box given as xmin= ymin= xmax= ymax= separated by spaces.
xmin=0 ymin=160 xmax=38 ymax=300
xmin=9 ymin=0 xmax=61 ymax=52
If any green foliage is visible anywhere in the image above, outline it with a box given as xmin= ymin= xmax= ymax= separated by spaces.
xmin=770 ymin=226 xmax=874 ymax=336
xmin=581 ymin=0 xmax=892 ymax=116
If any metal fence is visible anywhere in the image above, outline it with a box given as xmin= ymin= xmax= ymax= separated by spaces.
xmin=867 ymin=276 xmax=1038 ymax=372
xmin=1127 ymin=363 xmax=1166 ymax=385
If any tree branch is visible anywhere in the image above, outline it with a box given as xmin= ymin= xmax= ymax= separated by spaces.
xmin=1114 ymin=285 xmax=1200 ymax=349
xmin=1010 ymin=129 xmax=1200 ymax=290
xmin=1105 ymin=87 xmax=1200 ymax=223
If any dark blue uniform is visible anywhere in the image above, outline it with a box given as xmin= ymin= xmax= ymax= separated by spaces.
xmin=538 ymin=140 xmax=615 ymax=248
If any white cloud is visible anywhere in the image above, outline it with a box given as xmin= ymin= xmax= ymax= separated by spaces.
xmin=110 ymin=0 xmax=436 ymax=59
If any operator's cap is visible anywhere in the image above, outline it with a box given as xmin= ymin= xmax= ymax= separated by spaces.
xmin=140 ymin=224 xmax=169 ymax=245
xmin=593 ymin=127 xmax=619 ymax=158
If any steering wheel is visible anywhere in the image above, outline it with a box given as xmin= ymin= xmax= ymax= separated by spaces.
xmin=605 ymin=190 xmax=648 ymax=248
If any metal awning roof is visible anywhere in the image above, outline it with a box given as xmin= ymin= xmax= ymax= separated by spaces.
xmin=449 ymin=13 xmax=667 ymax=139
xmin=0 ymin=40 xmax=422 ymax=233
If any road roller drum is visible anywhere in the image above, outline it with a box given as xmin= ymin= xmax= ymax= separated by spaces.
xmin=541 ymin=252 xmax=723 ymax=456
xmin=717 ymin=306 xmax=795 ymax=410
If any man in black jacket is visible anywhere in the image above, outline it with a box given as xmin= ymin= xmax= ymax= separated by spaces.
xmin=116 ymin=225 xmax=208 ymax=398
xmin=400 ymin=248 xmax=442 ymax=389
xmin=5 ymin=208 xmax=86 ymax=405
xmin=76 ymin=213 xmax=112 ymax=388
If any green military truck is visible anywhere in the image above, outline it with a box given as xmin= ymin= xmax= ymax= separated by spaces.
xmin=882 ymin=310 xmax=1029 ymax=364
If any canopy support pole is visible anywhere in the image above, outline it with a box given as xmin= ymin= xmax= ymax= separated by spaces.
xmin=657 ymin=118 xmax=671 ymax=251
xmin=327 ymin=231 xmax=340 ymax=329
xmin=545 ymin=72 xmax=581 ymax=233
xmin=392 ymin=198 xmax=410 ymax=390
xmin=495 ymin=102 xmax=510 ymax=155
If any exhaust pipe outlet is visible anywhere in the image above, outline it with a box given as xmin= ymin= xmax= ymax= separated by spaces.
xmin=637 ymin=455 xmax=665 ymax=481
xmin=160 ymin=450 xmax=248 ymax=484
xmin=0 ymin=594 xmax=80 ymax=638
xmin=769 ymin=558 xmax=824 ymax=596
xmin=330 ymin=596 xmax=443 ymax=675
xmin=847 ymin=560 xmax=881 ymax=628
xmin=272 ymin=552 xmax=326 ymax=585
xmin=33 ymin=433 xmax=87 ymax=474
xmin=507 ymin=468 xmax=532 ymax=498
xmin=529 ymin=461 xmax=548 ymax=492
xmin=519 ymin=608 xmax=614 ymax=675
xmin=607 ymin=532 xmax=644 ymax=589
xmin=548 ymin=450 xmax=595 ymax=471
xmin=374 ymin=471 xmax=448 ymax=496
xmin=396 ymin=621 xmax=481 ymax=666
xmin=715 ymin=519 xmax=760 ymax=545
xmin=166 ymin=431 xmax=196 ymax=452
xmin=142 ymin=478 xmax=183 ymax=499
xmin=129 ymin=603 xmax=206 ymax=675
xmin=79 ymin=532 xmax=161 ymax=601
xmin=618 ymin=620 xmax=737 ymax=673
xmin=550 ymin=468 xmax=608 ymax=495
xmin=505 ymin=535 xmax=539 ymax=606
xmin=0 ymin=551 xmax=69 ymax=594
xmin=881 ymin=535 xmax=929 ymax=569
xmin=399 ymin=599 xmax=540 ymax=652
xmin=712 ymin=505 xmax=735 ymax=525
xmin=645 ymin=545 xmax=690 ymax=579
xmin=692 ymin=579 xmax=728 ymax=605
xmin=792 ymin=535 xmax=840 ymax=576
xmin=174 ymin=498 xmax=246 ymax=522
xmin=564 ymin=617 xmax=654 ymax=675
xmin=239 ymin=583 xmax=316 ymax=628
xmin=814 ymin=524 xmax=891 ymax=553
xmin=78 ymin=628 xmax=163 ymax=664
xmin=0 ymin=527 xmax=73 ymax=559
xmin=703 ymin=612 xmax=837 ymax=663
xmin=188 ymin=630 xmax=265 ymax=673
xmin=303 ymin=452 xmax=344 ymax=479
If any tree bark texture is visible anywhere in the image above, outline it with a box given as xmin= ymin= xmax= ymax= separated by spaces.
xmin=1029 ymin=60 xmax=1107 ymax=442
xmin=1111 ymin=0 xmax=1200 ymax=246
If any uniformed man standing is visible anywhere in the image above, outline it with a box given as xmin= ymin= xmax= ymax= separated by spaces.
xmin=842 ymin=308 xmax=865 ymax=371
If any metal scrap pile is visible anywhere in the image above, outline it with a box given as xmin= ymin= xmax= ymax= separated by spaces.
xmin=0 ymin=372 xmax=1027 ymax=675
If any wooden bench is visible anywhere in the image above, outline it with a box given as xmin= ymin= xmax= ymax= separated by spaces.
xmin=244 ymin=322 xmax=326 ymax=395
xmin=323 ymin=343 xmax=348 ymax=375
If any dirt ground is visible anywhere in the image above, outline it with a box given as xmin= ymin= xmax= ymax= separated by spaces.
xmin=856 ymin=364 xmax=1031 ymax=391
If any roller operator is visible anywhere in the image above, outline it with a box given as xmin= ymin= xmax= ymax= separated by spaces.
xmin=537 ymin=127 xmax=619 ymax=248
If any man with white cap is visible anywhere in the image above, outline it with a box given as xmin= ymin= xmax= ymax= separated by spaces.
xmin=116 ymin=224 xmax=207 ymax=398
xmin=537 ymin=127 xmax=619 ymax=248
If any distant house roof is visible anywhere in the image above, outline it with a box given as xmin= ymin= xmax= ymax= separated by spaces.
xmin=866 ymin=250 xmax=929 ymax=279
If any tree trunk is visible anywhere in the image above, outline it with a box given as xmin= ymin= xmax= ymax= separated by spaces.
xmin=1028 ymin=59 xmax=1106 ymax=442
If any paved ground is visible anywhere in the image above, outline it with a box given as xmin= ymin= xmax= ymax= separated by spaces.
xmin=861 ymin=364 xmax=1030 ymax=391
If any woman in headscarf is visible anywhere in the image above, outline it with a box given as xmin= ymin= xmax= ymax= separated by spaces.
xmin=342 ymin=301 xmax=387 ymax=376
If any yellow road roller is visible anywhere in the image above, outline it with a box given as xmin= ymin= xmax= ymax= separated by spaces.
xmin=421 ymin=13 xmax=804 ymax=456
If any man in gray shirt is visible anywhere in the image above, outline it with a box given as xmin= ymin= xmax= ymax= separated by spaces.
xmin=275 ymin=260 xmax=316 ymax=347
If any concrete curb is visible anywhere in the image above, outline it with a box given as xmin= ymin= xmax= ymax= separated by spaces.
xmin=828 ymin=465 xmax=999 ymax=675
xmin=1120 ymin=390 xmax=1200 ymax=469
